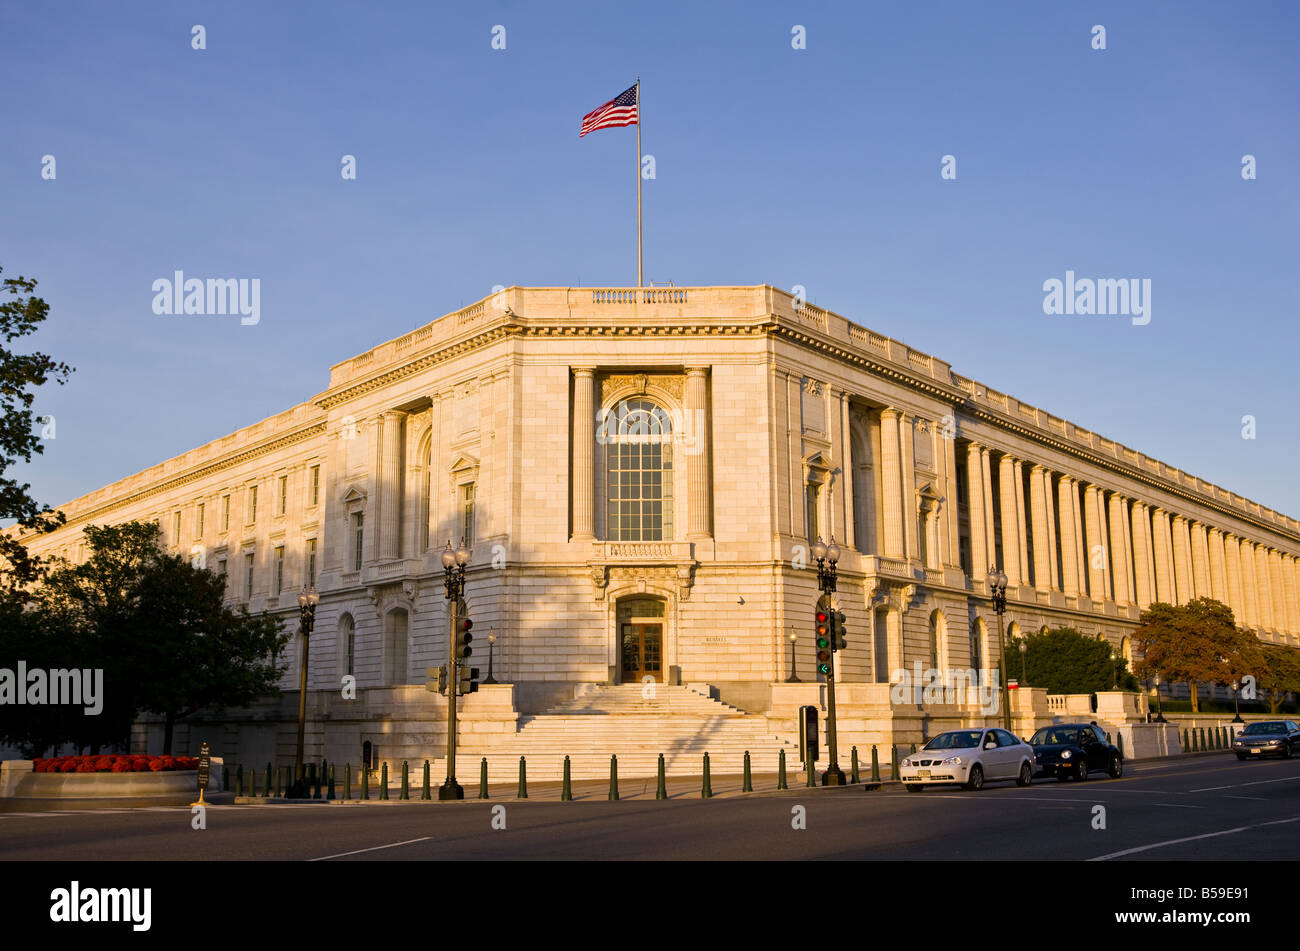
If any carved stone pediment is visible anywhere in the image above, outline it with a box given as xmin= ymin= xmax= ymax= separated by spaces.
xmin=588 ymin=542 xmax=697 ymax=601
xmin=601 ymin=372 xmax=684 ymax=404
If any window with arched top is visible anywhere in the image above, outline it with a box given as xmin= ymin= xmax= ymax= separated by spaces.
xmin=603 ymin=398 xmax=674 ymax=541
xmin=384 ymin=609 xmax=408 ymax=685
xmin=338 ymin=613 xmax=355 ymax=678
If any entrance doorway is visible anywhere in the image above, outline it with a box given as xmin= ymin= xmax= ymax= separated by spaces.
xmin=621 ymin=622 xmax=663 ymax=682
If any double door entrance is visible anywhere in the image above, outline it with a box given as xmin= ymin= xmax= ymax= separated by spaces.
xmin=620 ymin=622 xmax=663 ymax=683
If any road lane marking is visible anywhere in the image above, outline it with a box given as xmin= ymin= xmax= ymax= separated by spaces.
xmin=308 ymin=836 xmax=432 ymax=861
xmin=1087 ymin=815 xmax=1300 ymax=861
xmin=1150 ymin=803 xmax=1205 ymax=809
xmin=1223 ymin=796 xmax=1269 ymax=801
xmin=1189 ymin=776 xmax=1300 ymax=793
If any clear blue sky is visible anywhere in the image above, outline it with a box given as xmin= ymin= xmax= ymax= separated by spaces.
xmin=4 ymin=1 xmax=1299 ymax=517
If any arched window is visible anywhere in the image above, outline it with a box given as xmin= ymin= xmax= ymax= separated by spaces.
xmin=928 ymin=610 xmax=946 ymax=670
xmin=384 ymin=609 xmax=408 ymax=685
xmin=604 ymin=398 xmax=674 ymax=541
xmin=339 ymin=613 xmax=355 ymax=678
xmin=970 ymin=619 xmax=986 ymax=685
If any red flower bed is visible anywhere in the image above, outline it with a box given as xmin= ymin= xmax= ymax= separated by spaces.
xmin=32 ymin=754 xmax=198 ymax=773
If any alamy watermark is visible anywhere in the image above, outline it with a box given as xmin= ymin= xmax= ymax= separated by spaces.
xmin=1042 ymin=270 xmax=1150 ymax=326
xmin=0 ymin=662 xmax=103 ymax=715
xmin=152 ymin=271 xmax=260 ymax=325
xmin=890 ymin=662 xmax=1001 ymax=715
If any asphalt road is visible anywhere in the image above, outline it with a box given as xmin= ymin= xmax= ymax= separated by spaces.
xmin=3 ymin=754 xmax=1298 ymax=861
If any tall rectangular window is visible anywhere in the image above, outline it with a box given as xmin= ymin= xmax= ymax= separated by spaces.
xmin=244 ymin=552 xmax=255 ymax=602
xmin=273 ymin=546 xmax=285 ymax=596
xmin=221 ymin=495 xmax=230 ymax=532
xmin=172 ymin=512 xmax=181 ymax=544
xmin=806 ymin=483 xmax=820 ymax=543
xmin=309 ymin=465 xmax=320 ymax=507
xmin=247 ymin=485 xmax=258 ymax=524
xmin=305 ymin=538 xmax=317 ymax=586
xmin=277 ymin=475 xmax=288 ymax=516
xmin=196 ymin=503 xmax=205 ymax=538
xmin=352 ymin=513 xmax=364 ymax=571
xmin=461 ymin=483 xmax=476 ymax=543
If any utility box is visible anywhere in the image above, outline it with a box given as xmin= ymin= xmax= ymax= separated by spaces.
xmin=799 ymin=705 xmax=819 ymax=764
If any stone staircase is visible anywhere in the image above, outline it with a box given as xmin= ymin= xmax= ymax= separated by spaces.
xmin=442 ymin=685 xmax=800 ymax=781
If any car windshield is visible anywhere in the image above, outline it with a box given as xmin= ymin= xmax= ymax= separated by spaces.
xmin=1030 ymin=727 xmax=1081 ymax=745
xmin=924 ymin=731 xmax=983 ymax=750
xmin=1242 ymin=723 xmax=1286 ymax=735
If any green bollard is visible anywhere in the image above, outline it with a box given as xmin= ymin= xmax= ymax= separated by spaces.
xmin=343 ymin=763 xmax=351 ymax=801
xmin=805 ymin=754 xmax=815 ymax=788
xmin=400 ymin=761 xmax=409 ymax=800
xmin=361 ymin=764 xmax=369 ymax=800
xmin=778 ymin=749 xmax=788 ymax=790
xmin=478 ymin=758 xmax=489 ymax=800
xmin=910 ymin=743 xmax=917 ymax=755
xmin=609 ymin=755 xmax=620 ymax=800
xmin=423 ymin=760 xmax=431 ymax=801
xmin=1199 ymin=727 xmax=1207 ymax=752
xmin=1117 ymin=734 xmax=1125 ymax=759
xmin=236 ymin=764 xmax=244 ymax=797
xmin=517 ymin=757 xmax=528 ymax=799
xmin=250 ymin=767 xmax=258 ymax=798
xmin=562 ymin=756 xmax=573 ymax=801
xmin=742 ymin=750 xmax=752 ymax=793
xmin=655 ymin=753 xmax=667 ymax=799
xmin=264 ymin=764 xmax=272 ymax=799
xmin=871 ymin=745 xmax=880 ymax=783
xmin=702 ymin=752 xmax=713 ymax=799
xmin=380 ymin=762 xmax=389 ymax=800
xmin=1220 ymin=726 xmax=1228 ymax=749
xmin=313 ymin=763 xmax=322 ymax=800
xmin=891 ymin=744 xmax=900 ymax=781
xmin=222 ymin=764 xmax=229 ymax=793
xmin=851 ymin=746 xmax=859 ymax=784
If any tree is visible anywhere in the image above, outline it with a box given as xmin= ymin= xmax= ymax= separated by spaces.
xmin=1257 ymin=645 xmax=1300 ymax=714
xmin=1132 ymin=598 xmax=1260 ymax=713
xmin=29 ymin=521 xmax=289 ymax=753
xmin=0 ymin=269 xmax=73 ymax=602
xmin=1002 ymin=627 xmax=1134 ymax=695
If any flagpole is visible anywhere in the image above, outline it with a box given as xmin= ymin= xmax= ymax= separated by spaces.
xmin=636 ymin=77 xmax=643 ymax=288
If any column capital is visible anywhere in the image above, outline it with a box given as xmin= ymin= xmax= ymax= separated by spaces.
xmin=1030 ymin=463 xmax=1049 ymax=475
xmin=572 ymin=366 xmax=596 ymax=378
xmin=685 ymin=365 xmax=710 ymax=378
xmin=881 ymin=406 xmax=904 ymax=421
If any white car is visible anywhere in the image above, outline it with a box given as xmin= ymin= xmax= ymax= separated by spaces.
xmin=898 ymin=728 xmax=1034 ymax=791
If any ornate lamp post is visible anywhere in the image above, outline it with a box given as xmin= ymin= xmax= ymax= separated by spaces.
xmin=1110 ymin=648 xmax=1119 ymax=690
xmin=986 ymin=566 xmax=1011 ymax=731
xmin=811 ymin=537 xmax=846 ymax=786
xmin=1231 ymin=680 xmax=1244 ymax=723
xmin=1152 ymin=672 xmax=1166 ymax=723
xmin=439 ymin=539 xmax=471 ymax=800
xmin=785 ymin=627 xmax=801 ymax=683
xmin=484 ymin=628 xmax=498 ymax=685
xmin=1018 ymin=637 xmax=1027 ymax=686
xmin=292 ymin=586 xmax=319 ymax=797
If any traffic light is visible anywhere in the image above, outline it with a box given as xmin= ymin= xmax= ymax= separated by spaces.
xmin=457 ymin=666 xmax=481 ymax=694
xmin=438 ymin=664 xmax=448 ymax=696
xmin=832 ymin=610 xmax=847 ymax=651
xmin=815 ymin=602 xmax=831 ymax=676
xmin=454 ymin=612 xmax=474 ymax=661
xmin=426 ymin=665 xmax=449 ymax=696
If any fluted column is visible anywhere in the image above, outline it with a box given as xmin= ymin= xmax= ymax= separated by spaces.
xmin=900 ymin=415 xmax=920 ymax=560
xmin=879 ymin=409 xmax=905 ymax=558
xmin=998 ymin=455 xmax=1022 ymax=586
xmin=1224 ymin=534 xmax=1245 ymax=623
xmin=377 ymin=409 xmax=406 ymax=560
xmin=1240 ymin=539 xmax=1261 ymax=628
xmin=942 ymin=421 xmax=960 ymax=567
xmin=1269 ymin=549 xmax=1287 ymax=632
xmin=1107 ymin=494 xmax=1132 ymax=604
xmin=1012 ymin=460 xmax=1030 ymax=583
xmin=1281 ymin=554 xmax=1298 ymax=634
xmin=1058 ymin=476 xmax=1082 ymax=596
xmin=1191 ymin=522 xmax=1212 ymax=600
xmin=1041 ymin=468 xmax=1059 ymax=590
xmin=1029 ymin=465 xmax=1053 ymax=592
xmin=1172 ymin=516 xmax=1193 ymax=604
xmin=980 ymin=448 xmax=997 ymax=572
xmin=1208 ymin=528 xmax=1228 ymax=604
xmin=1254 ymin=544 xmax=1274 ymax=630
xmin=1130 ymin=502 xmax=1155 ymax=608
xmin=1084 ymin=485 xmax=1108 ymax=600
xmin=965 ymin=441 xmax=988 ymax=576
xmin=1152 ymin=509 xmax=1176 ymax=603
xmin=685 ymin=367 xmax=712 ymax=539
xmin=572 ymin=368 xmax=596 ymax=539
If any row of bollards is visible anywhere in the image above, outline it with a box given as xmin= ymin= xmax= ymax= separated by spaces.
xmin=1182 ymin=725 xmax=1238 ymax=752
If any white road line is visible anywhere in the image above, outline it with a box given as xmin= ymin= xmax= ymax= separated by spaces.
xmin=1189 ymin=776 xmax=1300 ymax=793
xmin=1223 ymin=796 xmax=1269 ymax=802
xmin=1087 ymin=816 xmax=1300 ymax=861
xmin=308 ymin=836 xmax=432 ymax=861
xmin=1150 ymin=803 xmax=1205 ymax=809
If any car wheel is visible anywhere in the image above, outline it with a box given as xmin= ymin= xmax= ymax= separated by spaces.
xmin=906 ymin=784 xmax=924 ymax=793
xmin=964 ymin=764 xmax=984 ymax=791
xmin=1235 ymin=753 xmax=1247 ymax=761
xmin=1017 ymin=762 xmax=1032 ymax=787
xmin=1284 ymin=745 xmax=1293 ymax=759
xmin=1057 ymin=769 xmax=1070 ymax=782
xmin=1108 ymin=756 xmax=1122 ymax=778
xmin=1076 ymin=760 xmax=1088 ymax=781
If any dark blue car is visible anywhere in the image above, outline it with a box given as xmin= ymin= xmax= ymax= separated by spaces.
xmin=1029 ymin=723 xmax=1123 ymax=781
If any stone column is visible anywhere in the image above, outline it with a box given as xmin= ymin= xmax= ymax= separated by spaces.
xmin=1029 ymin=465 xmax=1053 ymax=593
xmin=1152 ymin=509 xmax=1176 ymax=603
xmin=965 ymin=441 xmax=988 ymax=575
xmin=1191 ymin=522 xmax=1212 ymax=600
xmin=981 ymin=448 xmax=998 ymax=573
xmin=1254 ymin=544 xmax=1274 ymax=630
xmin=377 ymin=410 xmax=406 ymax=560
xmin=1058 ymin=476 xmax=1082 ymax=596
xmin=1281 ymin=554 xmax=1299 ymax=634
xmin=1107 ymin=494 xmax=1132 ymax=604
xmin=572 ymin=367 xmax=596 ymax=540
xmin=900 ymin=415 xmax=920 ymax=560
xmin=942 ymin=421 xmax=961 ymax=567
xmin=1130 ymin=502 xmax=1155 ymax=608
xmin=1012 ymin=460 xmax=1030 ymax=584
xmin=685 ymin=367 xmax=712 ymax=540
xmin=1269 ymin=549 xmax=1288 ymax=632
xmin=1172 ymin=516 xmax=1193 ymax=605
xmin=1224 ymin=534 xmax=1244 ymax=622
xmin=879 ymin=409 xmax=906 ymax=558
xmin=1240 ymin=539 xmax=1261 ymax=629
xmin=1041 ymin=468 xmax=1060 ymax=590
xmin=1084 ymin=485 xmax=1108 ymax=600
xmin=1208 ymin=528 xmax=1228 ymax=605
xmin=998 ymin=455 xmax=1022 ymax=586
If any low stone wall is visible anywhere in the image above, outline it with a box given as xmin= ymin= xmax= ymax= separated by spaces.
xmin=0 ymin=760 xmax=200 ymax=811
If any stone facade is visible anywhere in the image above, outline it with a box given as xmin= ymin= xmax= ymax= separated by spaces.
xmin=20 ymin=286 xmax=1300 ymax=767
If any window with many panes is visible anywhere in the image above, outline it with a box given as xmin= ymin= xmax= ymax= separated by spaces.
xmin=247 ymin=485 xmax=258 ymax=523
xmin=273 ymin=546 xmax=285 ymax=596
xmin=605 ymin=399 xmax=673 ymax=541
xmin=309 ymin=465 xmax=320 ymax=507
xmin=244 ymin=552 xmax=255 ymax=601
xmin=221 ymin=495 xmax=230 ymax=532
xmin=461 ymin=483 xmax=475 ymax=543
xmin=305 ymin=538 xmax=317 ymax=586
xmin=277 ymin=475 xmax=288 ymax=516
xmin=196 ymin=502 xmax=205 ymax=538
xmin=351 ymin=513 xmax=364 ymax=571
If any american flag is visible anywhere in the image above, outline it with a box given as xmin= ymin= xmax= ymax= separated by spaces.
xmin=580 ymin=83 xmax=638 ymax=137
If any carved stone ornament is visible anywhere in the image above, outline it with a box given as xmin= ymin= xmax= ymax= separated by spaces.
xmin=601 ymin=372 xmax=684 ymax=403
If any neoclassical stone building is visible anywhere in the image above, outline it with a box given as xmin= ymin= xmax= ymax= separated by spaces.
xmin=22 ymin=286 xmax=1300 ymax=772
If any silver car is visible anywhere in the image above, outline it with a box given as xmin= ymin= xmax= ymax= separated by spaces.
xmin=898 ymin=727 xmax=1035 ymax=791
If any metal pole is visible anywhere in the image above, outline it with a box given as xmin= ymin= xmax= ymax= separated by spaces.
xmin=636 ymin=77 xmax=642 ymax=287
xmin=294 ymin=617 xmax=308 ymax=787
xmin=997 ymin=605 xmax=1010 ymax=731
xmin=442 ymin=596 xmax=461 ymax=798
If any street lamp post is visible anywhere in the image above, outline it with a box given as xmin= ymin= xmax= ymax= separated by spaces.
xmin=439 ymin=539 xmax=471 ymax=801
xmin=1152 ymin=673 xmax=1167 ymax=723
xmin=1231 ymin=680 xmax=1244 ymax=724
xmin=785 ymin=627 xmax=801 ymax=683
xmin=986 ymin=567 xmax=1011 ymax=731
xmin=812 ymin=537 xmax=846 ymax=786
xmin=484 ymin=628 xmax=498 ymax=685
xmin=292 ymin=586 xmax=319 ymax=798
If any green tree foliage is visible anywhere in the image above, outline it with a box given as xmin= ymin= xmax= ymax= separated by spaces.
xmin=1257 ymin=644 xmax=1300 ymax=714
xmin=3 ymin=521 xmax=289 ymax=754
xmin=1132 ymin=598 xmax=1260 ymax=713
xmin=1002 ymin=626 xmax=1137 ymax=695
xmin=0 ymin=269 xmax=73 ymax=602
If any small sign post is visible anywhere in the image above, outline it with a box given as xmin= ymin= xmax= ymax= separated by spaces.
xmin=193 ymin=741 xmax=211 ymax=806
